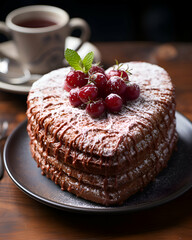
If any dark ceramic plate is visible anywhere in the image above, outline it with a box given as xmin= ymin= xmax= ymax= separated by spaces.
xmin=4 ymin=112 xmax=192 ymax=214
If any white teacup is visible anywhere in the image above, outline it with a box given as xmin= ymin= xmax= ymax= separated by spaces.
xmin=0 ymin=5 xmax=90 ymax=74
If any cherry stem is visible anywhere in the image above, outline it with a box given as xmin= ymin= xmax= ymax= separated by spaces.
xmin=114 ymin=59 xmax=132 ymax=75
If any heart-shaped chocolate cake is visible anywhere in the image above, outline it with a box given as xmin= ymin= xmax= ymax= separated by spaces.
xmin=27 ymin=60 xmax=177 ymax=205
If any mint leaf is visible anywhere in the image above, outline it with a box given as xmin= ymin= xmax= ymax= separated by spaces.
xmin=82 ymin=52 xmax=94 ymax=73
xmin=65 ymin=48 xmax=82 ymax=71
xmin=64 ymin=48 xmax=94 ymax=73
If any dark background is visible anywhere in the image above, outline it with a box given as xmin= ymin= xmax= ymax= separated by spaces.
xmin=0 ymin=0 xmax=192 ymax=43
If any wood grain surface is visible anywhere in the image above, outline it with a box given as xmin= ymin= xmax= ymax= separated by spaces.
xmin=0 ymin=42 xmax=192 ymax=240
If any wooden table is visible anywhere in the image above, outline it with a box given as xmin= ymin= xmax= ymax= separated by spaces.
xmin=0 ymin=42 xmax=192 ymax=240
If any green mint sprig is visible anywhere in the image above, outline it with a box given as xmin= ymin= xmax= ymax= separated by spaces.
xmin=64 ymin=48 xmax=94 ymax=73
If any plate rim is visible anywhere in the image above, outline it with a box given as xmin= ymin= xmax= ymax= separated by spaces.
xmin=3 ymin=111 xmax=192 ymax=214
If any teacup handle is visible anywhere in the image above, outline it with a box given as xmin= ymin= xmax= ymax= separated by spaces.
xmin=68 ymin=18 xmax=91 ymax=51
xmin=0 ymin=22 xmax=12 ymax=38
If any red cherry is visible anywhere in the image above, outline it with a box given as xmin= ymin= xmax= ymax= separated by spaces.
xmin=105 ymin=93 xmax=123 ymax=113
xmin=89 ymin=65 xmax=105 ymax=75
xmin=125 ymin=83 xmax=140 ymax=101
xmin=86 ymin=99 xmax=105 ymax=118
xmin=90 ymin=73 xmax=107 ymax=97
xmin=106 ymin=69 xmax=129 ymax=81
xmin=65 ymin=70 xmax=88 ymax=89
xmin=69 ymin=88 xmax=82 ymax=107
xmin=79 ymin=84 xmax=98 ymax=103
xmin=64 ymin=80 xmax=72 ymax=92
xmin=106 ymin=76 xmax=127 ymax=97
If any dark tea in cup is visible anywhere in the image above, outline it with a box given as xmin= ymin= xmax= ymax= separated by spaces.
xmin=17 ymin=18 xmax=57 ymax=28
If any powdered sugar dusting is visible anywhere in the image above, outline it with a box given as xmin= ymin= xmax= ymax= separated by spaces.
xmin=27 ymin=62 xmax=175 ymax=157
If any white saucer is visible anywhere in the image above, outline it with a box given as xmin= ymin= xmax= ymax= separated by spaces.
xmin=0 ymin=37 xmax=101 ymax=95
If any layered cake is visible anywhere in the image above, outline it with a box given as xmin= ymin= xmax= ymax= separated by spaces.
xmin=26 ymin=61 xmax=177 ymax=205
